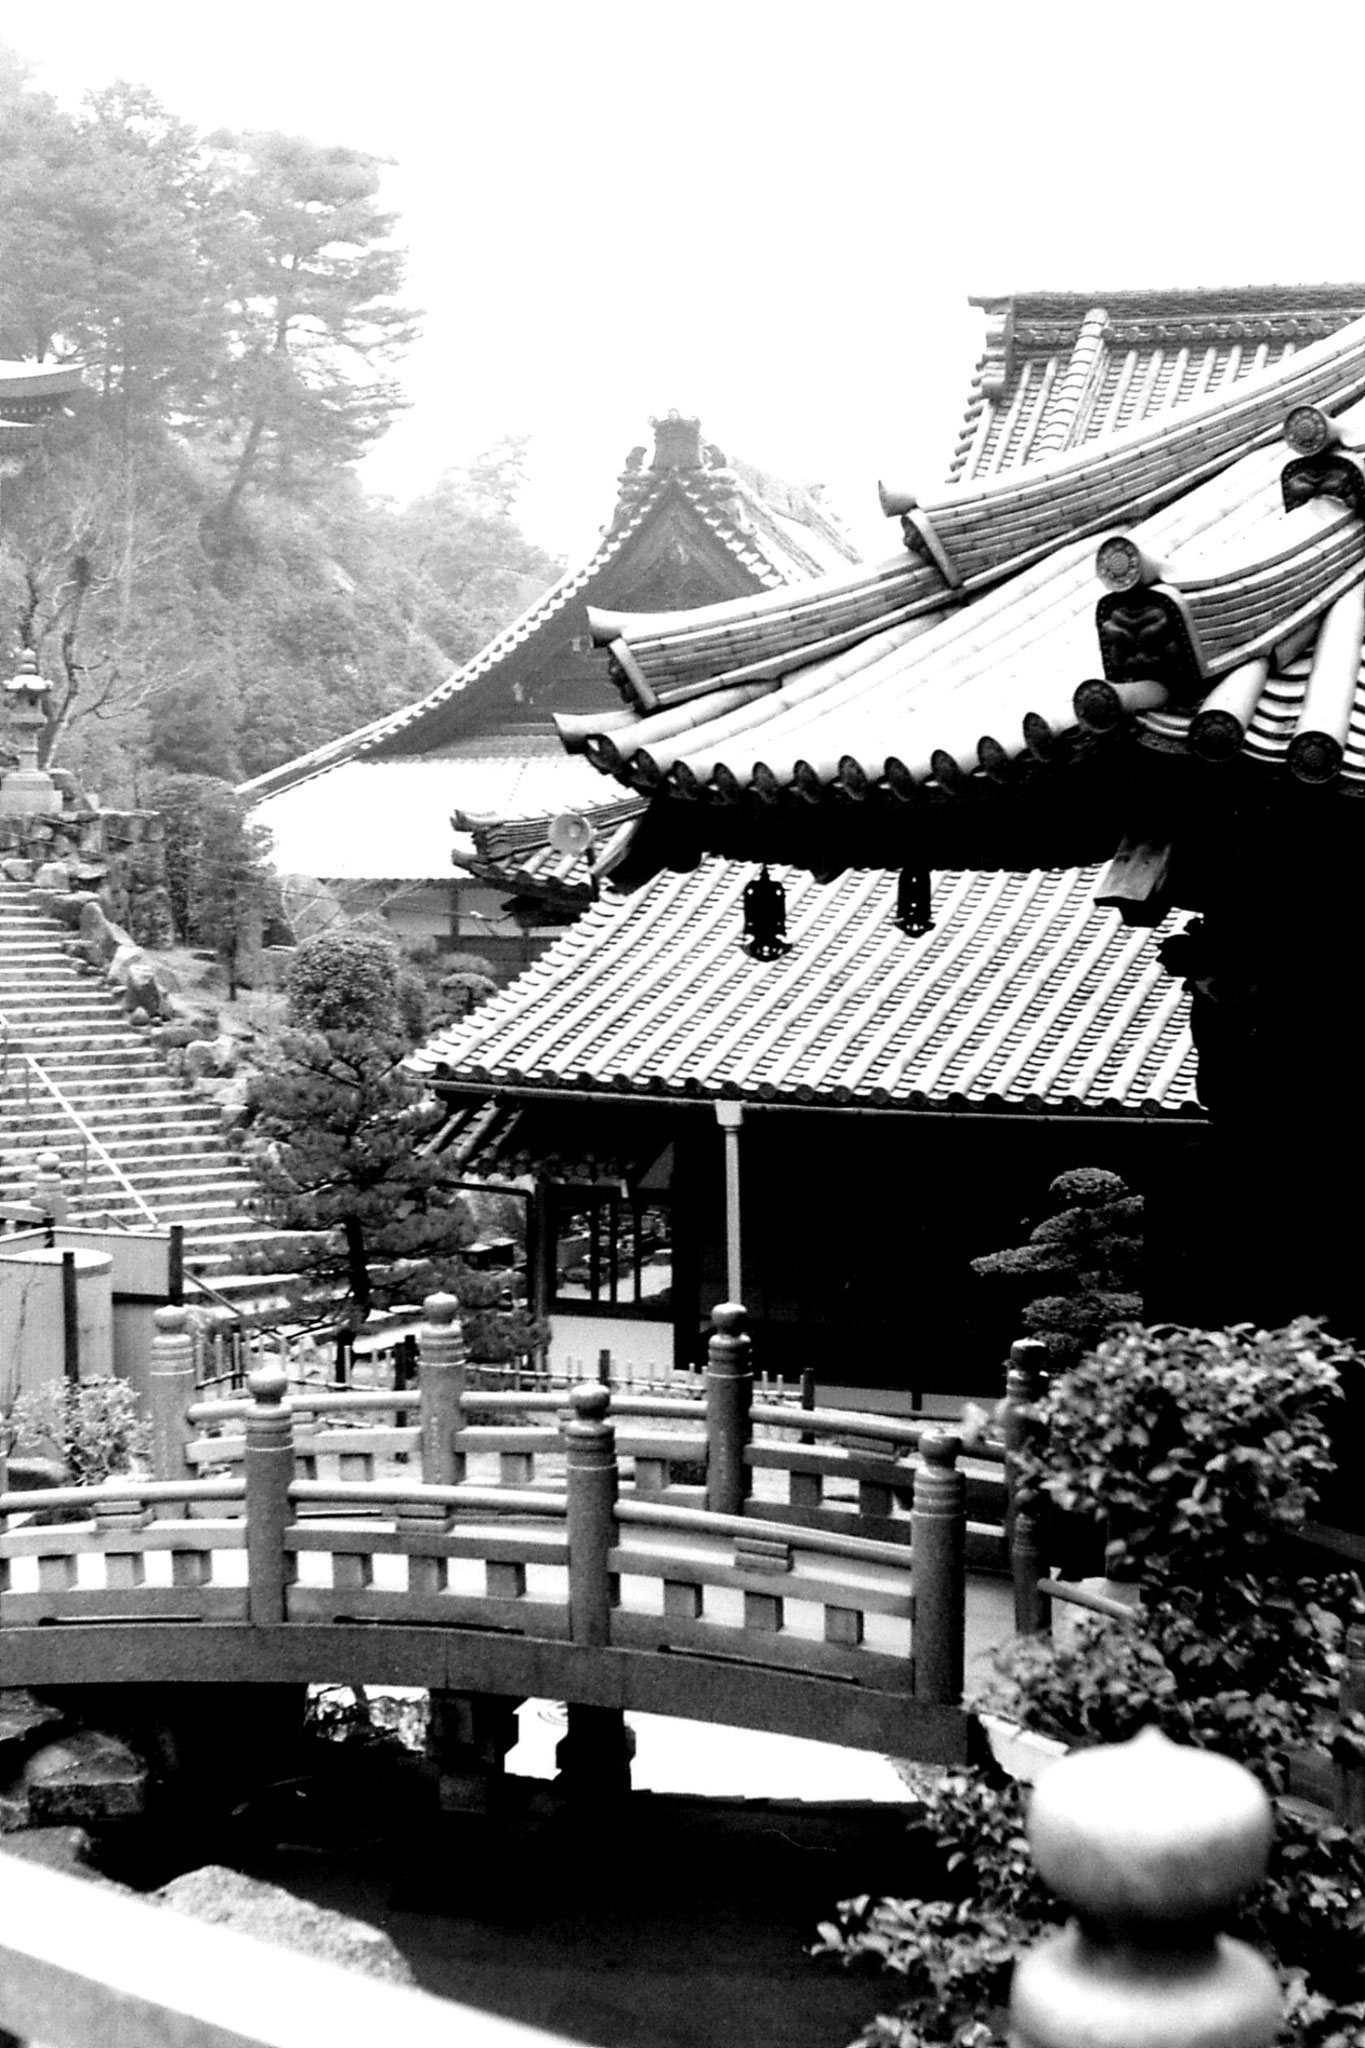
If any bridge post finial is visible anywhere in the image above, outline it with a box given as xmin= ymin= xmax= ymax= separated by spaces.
xmin=911 ymin=1430 xmax=965 ymax=1705
xmin=1004 ymin=1337 xmax=1050 ymax=1636
xmin=1011 ymin=1727 xmax=1281 ymax=2048
xmin=419 ymin=1292 xmax=466 ymax=1487
xmin=565 ymin=1382 xmax=617 ymax=1648
xmin=705 ymin=1302 xmax=752 ymax=1517
xmin=149 ymin=1304 xmax=196 ymax=1483
xmin=244 ymin=1362 xmax=293 ymax=1624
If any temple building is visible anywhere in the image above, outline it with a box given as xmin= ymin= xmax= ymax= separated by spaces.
xmin=413 ymin=860 xmax=1202 ymax=1388
xmin=419 ymin=284 xmax=1365 ymax=1362
xmin=242 ymin=414 xmax=860 ymax=978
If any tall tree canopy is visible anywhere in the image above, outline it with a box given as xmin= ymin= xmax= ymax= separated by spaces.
xmin=0 ymin=50 xmax=560 ymax=798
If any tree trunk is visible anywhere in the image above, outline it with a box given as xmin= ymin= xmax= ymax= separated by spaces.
xmin=342 ymin=1216 xmax=372 ymax=1321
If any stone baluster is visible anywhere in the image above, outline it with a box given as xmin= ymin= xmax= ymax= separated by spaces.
xmin=1004 ymin=1335 xmax=1050 ymax=1635
xmin=911 ymin=1430 xmax=965 ymax=1704
xmin=418 ymin=1292 xmax=466 ymax=1487
xmin=1011 ymin=1725 xmax=1281 ymax=2048
xmin=564 ymin=1383 xmax=617 ymax=1648
xmin=705 ymin=1302 xmax=752 ymax=1517
xmin=243 ymin=1362 xmax=294 ymax=1625
xmin=148 ymin=1305 xmax=197 ymax=1485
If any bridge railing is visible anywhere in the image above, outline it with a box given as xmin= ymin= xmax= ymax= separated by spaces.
xmin=1 ymin=1357 xmax=966 ymax=1712
xmin=0 ymin=1475 xmax=248 ymax=1626
xmin=154 ymin=1297 xmax=1015 ymax=1560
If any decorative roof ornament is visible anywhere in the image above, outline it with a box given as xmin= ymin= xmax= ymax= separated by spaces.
xmin=741 ymin=865 xmax=791 ymax=960
xmin=1281 ymin=403 xmax=1365 ymax=518
xmin=894 ymin=868 xmax=935 ymax=938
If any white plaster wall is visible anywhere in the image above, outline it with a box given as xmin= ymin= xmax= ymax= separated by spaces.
xmin=548 ymin=1313 xmax=673 ymax=1384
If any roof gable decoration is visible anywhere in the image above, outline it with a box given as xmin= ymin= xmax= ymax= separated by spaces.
xmin=240 ymin=411 xmax=864 ymax=804
xmin=1085 ymin=397 xmax=1365 ymax=790
xmin=584 ymin=309 xmax=1365 ymax=737
xmin=546 ymin=332 xmax=1365 ymax=889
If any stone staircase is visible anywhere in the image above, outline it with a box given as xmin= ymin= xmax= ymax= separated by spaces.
xmin=0 ymin=881 xmax=303 ymax=1319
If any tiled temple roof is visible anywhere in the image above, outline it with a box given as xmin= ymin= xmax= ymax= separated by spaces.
xmin=241 ymin=415 xmax=860 ymax=807
xmin=542 ymin=294 xmax=1365 ymax=882
xmin=412 ymin=862 xmax=1200 ymax=1119
xmin=949 ymin=285 xmax=1365 ymax=482
xmin=0 ymin=362 xmax=83 ymax=418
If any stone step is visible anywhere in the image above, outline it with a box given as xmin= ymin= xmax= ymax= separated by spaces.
xmin=0 ymin=878 xmax=303 ymax=1306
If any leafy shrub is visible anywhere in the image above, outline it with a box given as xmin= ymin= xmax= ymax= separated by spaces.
xmin=824 ymin=1319 xmax=1365 ymax=2046
xmin=815 ymin=1772 xmax=1055 ymax=2048
xmin=286 ymin=927 xmax=403 ymax=1035
xmin=1007 ymin=1317 xmax=1359 ymax=1783
xmin=8 ymin=1376 xmax=151 ymax=1485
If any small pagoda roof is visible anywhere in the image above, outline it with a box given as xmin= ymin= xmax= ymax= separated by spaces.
xmin=412 ymin=861 xmax=1201 ymax=1119
xmin=545 ymin=291 xmax=1365 ymax=889
xmin=241 ymin=413 xmax=861 ymax=807
xmin=0 ymin=361 xmax=83 ymax=418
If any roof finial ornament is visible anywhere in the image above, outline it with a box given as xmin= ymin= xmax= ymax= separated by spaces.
xmin=741 ymin=865 xmax=791 ymax=961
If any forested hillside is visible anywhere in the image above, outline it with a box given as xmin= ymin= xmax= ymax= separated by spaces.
xmin=0 ymin=48 xmax=562 ymax=802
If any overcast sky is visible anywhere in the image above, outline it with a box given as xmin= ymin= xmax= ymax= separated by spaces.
xmin=10 ymin=1 xmax=1365 ymax=560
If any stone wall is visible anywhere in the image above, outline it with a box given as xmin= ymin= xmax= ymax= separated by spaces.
xmin=0 ymin=796 xmax=172 ymax=948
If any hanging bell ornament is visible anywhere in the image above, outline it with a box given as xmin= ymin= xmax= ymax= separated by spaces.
xmin=742 ymin=865 xmax=791 ymax=960
xmin=895 ymin=867 xmax=935 ymax=938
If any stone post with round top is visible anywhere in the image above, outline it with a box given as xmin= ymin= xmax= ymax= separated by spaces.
xmin=705 ymin=1301 xmax=752 ymax=1518
xmin=564 ymin=1382 xmax=618 ymax=1648
xmin=911 ymin=1429 xmax=965 ymax=1705
xmin=243 ymin=1361 xmax=294 ymax=1625
xmin=418 ymin=1292 xmax=466 ymax=1486
xmin=1004 ymin=1335 xmax=1049 ymax=1634
xmin=1010 ymin=1725 xmax=1281 ymax=2048
xmin=148 ymin=1304 xmax=197 ymax=1484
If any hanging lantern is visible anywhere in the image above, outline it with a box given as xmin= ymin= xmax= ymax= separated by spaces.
xmin=741 ymin=865 xmax=791 ymax=959
xmin=895 ymin=867 xmax=934 ymax=937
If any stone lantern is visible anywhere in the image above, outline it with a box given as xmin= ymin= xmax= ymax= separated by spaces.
xmin=0 ymin=649 xmax=57 ymax=817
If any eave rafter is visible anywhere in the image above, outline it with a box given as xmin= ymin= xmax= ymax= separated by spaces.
xmin=588 ymin=310 xmax=1365 ymax=731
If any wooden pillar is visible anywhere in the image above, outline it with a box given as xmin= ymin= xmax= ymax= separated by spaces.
xmin=1011 ymin=1727 xmax=1280 ymax=2048
xmin=427 ymin=1691 xmax=521 ymax=1817
xmin=60 ymin=1249 xmax=79 ymax=1385
xmin=167 ymin=1224 xmax=185 ymax=1306
xmin=148 ymin=1305 xmax=196 ymax=1484
xmin=555 ymin=1701 xmax=635 ymax=1803
xmin=705 ymin=1302 xmax=752 ymax=1518
xmin=243 ymin=1361 xmax=294 ymax=1625
xmin=714 ymin=1100 xmax=744 ymax=1303
xmin=911 ymin=1430 xmax=965 ymax=1706
xmin=418 ymin=1292 xmax=466 ymax=1487
xmin=564 ymin=1383 xmax=618 ymax=1648
xmin=1004 ymin=1336 xmax=1050 ymax=1635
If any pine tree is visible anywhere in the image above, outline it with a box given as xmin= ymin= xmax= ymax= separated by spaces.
xmin=970 ymin=1167 xmax=1145 ymax=1368
xmin=247 ymin=1025 xmax=467 ymax=1322
xmin=246 ymin=928 xmax=542 ymax=1349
